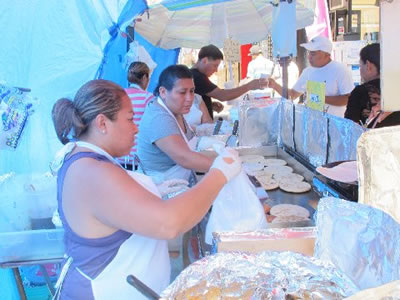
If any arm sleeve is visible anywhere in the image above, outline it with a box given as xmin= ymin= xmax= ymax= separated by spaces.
xmin=292 ymin=68 xmax=308 ymax=93
xmin=192 ymin=70 xmax=218 ymax=95
xmin=147 ymin=108 xmax=181 ymax=144
xmin=338 ymin=66 xmax=355 ymax=94
xmin=344 ymin=85 xmax=366 ymax=123
xmin=247 ymin=61 xmax=255 ymax=78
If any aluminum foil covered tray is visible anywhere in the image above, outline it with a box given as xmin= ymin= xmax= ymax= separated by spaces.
xmin=161 ymin=251 xmax=357 ymax=299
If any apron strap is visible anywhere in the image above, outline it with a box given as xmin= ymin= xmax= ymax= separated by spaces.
xmin=52 ymin=256 xmax=73 ymax=300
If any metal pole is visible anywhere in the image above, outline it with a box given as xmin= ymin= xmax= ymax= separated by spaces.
xmin=347 ymin=0 xmax=353 ymax=33
xmin=280 ymin=56 xmax=289 ymax=99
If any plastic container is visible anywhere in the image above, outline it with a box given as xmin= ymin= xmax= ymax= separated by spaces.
xmin=0 ymin=173 xmax=31 ymax=233
xmin=24 ymin=173 xmax=58 ymax=229
xmin=0 ymin=228 xmax=64 ymax=264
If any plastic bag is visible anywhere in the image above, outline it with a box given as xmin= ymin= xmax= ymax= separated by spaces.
xmin=0 ymin=85 xmax=35 ymax=150
xmin=25 ymin=172 xmax=57 ymax=229
xmin=205 ymin=170 xmax=268 ymax=244
xmin=124 ymin=41 xmax=157 ymax=71
xmin=0 ymin=173 xmax=31 ymax=232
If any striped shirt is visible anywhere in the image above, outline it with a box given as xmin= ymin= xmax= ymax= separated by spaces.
xmin=118 ymin=84 xmax=154 ymax=165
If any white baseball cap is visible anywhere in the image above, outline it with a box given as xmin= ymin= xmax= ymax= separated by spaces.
xmin=248 ymin=45 xmax=262 ymax=56
xmin=300 ymin=36 xmax=332 ymax=54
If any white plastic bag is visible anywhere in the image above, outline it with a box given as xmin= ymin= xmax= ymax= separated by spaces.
xmin=125 ymin=41 xmax=157 ymax=72
xmin=205 ymin=170 xmax=268 ymax=244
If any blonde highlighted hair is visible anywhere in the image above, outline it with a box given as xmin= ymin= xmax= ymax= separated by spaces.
xmin=52 ymin=79 xmax=126 ymax=144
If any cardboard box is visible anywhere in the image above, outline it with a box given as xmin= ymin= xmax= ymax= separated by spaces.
xmin=212 ymin=227 xmax=316 ymax=257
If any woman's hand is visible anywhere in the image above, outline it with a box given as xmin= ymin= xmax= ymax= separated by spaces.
xmin=210 ymin=147 xmax=242 ymax=182
xmin=249 ymin=78 xmax=269 ymax=90
xmin=212 ymin=101 xmax=224 ymax=113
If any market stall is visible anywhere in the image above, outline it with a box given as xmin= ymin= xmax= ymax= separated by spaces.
xmin=1 ymin=0 xmax=400 ymax=298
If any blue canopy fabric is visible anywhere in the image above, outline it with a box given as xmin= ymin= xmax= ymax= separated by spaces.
xmin=0 ymin=0 xmax=179 ymax=176
xmin=135 ymin=32 xmax=180 ymax=94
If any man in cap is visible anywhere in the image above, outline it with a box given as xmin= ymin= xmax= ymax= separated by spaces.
xmin=246 ymin=45 xmax=275 ymax=80
xmin=191 ymin=44 xmax=269 ymax=119
xmin=268 ymin=36 xmax=354 ymax=117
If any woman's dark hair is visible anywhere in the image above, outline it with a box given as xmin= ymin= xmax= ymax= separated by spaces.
xmin=127 ymin=61 xmax=150 ymax=84
xmin=52 ymin=79 xmax=126 ymax=144
xmin=153 ymin=64 xmax=193 ymax=97
xmin=360 ymin=43 xmax=380 ymax=74
xmin=198 ymin=44 xmax=224 ymax=60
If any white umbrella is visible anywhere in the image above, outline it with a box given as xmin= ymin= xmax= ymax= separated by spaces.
xmin=135 ymin=0 xmax=316 ymax=49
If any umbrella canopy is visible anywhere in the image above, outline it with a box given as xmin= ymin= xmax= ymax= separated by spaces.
xmin=135 ymin=0 xmax=316 ymax=49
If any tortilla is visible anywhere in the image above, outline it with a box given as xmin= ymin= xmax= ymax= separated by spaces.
xmin=246 ymin=169 xmax=273 ymax=177
xmin=243 ymin=162 xmax=265 ymax=172
xmin=255 ymin=175 xmax=279 ymax=190
xmin=264 ymin=158 xmax=287 ymax=167
xmin=270 ymin=204 xmax=310 ymax=218
xmin=316 ymin=161 xmax=358 ymax=183
xmin=271 ymin=215 xmax=310 ymax=224
xmin=274 ymin=173 xmax=304 ymax=183
xmin=263 ymin=165 xmax=293 ymax=175
xmin=279 ymin=181 xmax=312 ymax=193
xmin=240 ymin=154 xmax=265 ymax=163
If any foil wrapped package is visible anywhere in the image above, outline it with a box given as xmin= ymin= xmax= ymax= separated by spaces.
xmin=327 ymin=115 xmax=364 ymax=163
xmin=239 ymin=98 xmax=280 ymax=147
xmin=161 ymin=251 xmax=358 ymax=299
xmin=275 ymin=100 xmax=363 ymax=169
xmin=279 ymin=100 xmax=295 ymax=149
xmin=294 ymin=105 xmax=327 ymax=167
xmin=314 ymin=197 xmax=400 ymax=291
xmin=356 ymin=126 xmax=400 ymax=223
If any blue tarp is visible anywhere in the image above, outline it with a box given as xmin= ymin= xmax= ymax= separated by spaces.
xmin=135 ymin=33 xmax=180 ymax=93
xmin=0 ymin=1 xmax=179 ymax=297
xmin=0 ymin=0 xmax=179 ymax=176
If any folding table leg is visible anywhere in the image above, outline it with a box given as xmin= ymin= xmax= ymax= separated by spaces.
xmin=12 ymin=268 xmax=27 ymax=300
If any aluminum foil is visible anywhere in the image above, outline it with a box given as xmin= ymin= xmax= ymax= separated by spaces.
xmin=237 ymin=99 xmax=362 ymax=170
xmin=239 ymin=98 xmax=280 ymax=147
xmin=161 ymin=251 xmax=358 ymax=299
xmin=327 ymin=115 xmax=364 ymax=163
xmin=212 ymin=227 xmax=316 ymax=243
xmin=279 ymin=100 xmax=294 ymax=149
xmin=314 ymin=197 xmax=400 ymax=291
xmin=357 ymin=126 xmax=400 ymax=224
xmin=294 ymin=106 xmax=328 ymax=167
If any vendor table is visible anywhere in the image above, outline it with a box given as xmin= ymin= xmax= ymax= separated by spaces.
xmin=0 ymin=228 xmax=65 ymax=299
xmin=0 ymin=258 xmax=63 ymax=299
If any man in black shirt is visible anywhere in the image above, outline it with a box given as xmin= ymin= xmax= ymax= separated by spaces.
xmin=191 ymin=44 xmax=269 ymax=119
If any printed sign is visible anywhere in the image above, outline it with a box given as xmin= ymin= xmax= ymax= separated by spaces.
xmin=306 ymin=81 xmax=325 ymax=112
xmin=223 ymin=38 xmax=240 ymax=63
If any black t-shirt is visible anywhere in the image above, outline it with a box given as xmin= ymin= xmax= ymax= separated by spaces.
xmin=344 ymin=78 xmax=380 ymax=124
xmin=191 ymin=68 xmax=217 ymax=119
